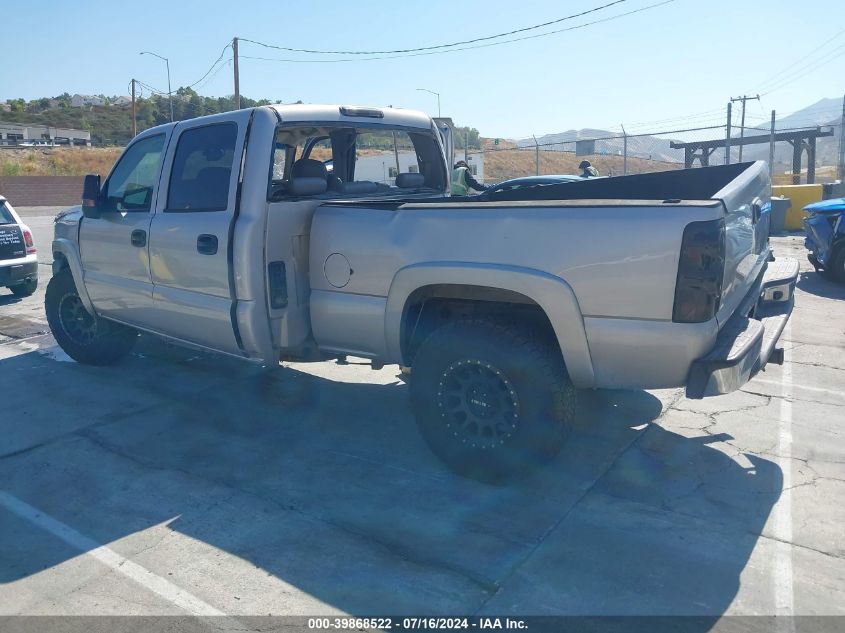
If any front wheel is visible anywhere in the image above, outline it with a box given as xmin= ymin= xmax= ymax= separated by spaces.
xmin=410 ymin=320 xmax=576 ymax=483
xmin=45 ymin=269 xmax=138 ymax=365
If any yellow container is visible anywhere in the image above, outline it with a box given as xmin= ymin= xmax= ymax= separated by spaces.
xmin=771 ymin=184 xmax=824 ymax=230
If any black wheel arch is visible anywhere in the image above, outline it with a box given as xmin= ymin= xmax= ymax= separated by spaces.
xmin=400 ymin=284 xmax=563 ymax=369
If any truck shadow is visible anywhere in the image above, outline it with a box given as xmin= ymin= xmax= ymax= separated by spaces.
xmin=0 ymin=339 xmax=781 ymax=619
xmin=796 ymin=270 xmax=845 ymax=300
xmin=0 ymin=292 xmax=24 ymax=306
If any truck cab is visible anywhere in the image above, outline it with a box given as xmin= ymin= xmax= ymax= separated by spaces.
xmin=52 ymin=105 xmax=450 ymax=363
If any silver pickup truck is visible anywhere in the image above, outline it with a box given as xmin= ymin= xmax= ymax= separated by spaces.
xmin=49 ymin=104 xmax=797 ymax=481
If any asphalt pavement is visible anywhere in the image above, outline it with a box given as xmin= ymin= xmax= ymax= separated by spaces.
xmin=1 ymin=208 xmax=843 ymax=623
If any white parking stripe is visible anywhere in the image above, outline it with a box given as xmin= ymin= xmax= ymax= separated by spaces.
xmin=773 ymin=320 xmax=795 ymax=624
xmin=752 ymin=379 xmax=845 ymax=400
xmin=0 ymin=491 xmax=225 ymax=617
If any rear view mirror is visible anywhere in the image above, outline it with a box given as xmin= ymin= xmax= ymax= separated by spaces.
xmin=82 ymin=174 xmax=101 ymax=219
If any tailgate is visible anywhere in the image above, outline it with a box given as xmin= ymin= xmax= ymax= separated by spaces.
xmin=712 ymin=161 xmax=771 ymax=326
xmin=0 ymin=224 xmax=26 ymax=261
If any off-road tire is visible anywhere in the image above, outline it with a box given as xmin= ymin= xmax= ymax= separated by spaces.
xmin=9 ymin=278 xmax=37 ymax=297
xmin=45 ymin=269 xmax=137 ymax=365
xmin=410 ymin=320 xmax=576 ymax=483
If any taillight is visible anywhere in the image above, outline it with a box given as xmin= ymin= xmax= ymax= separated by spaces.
xmin=672 ymin=218 xmax=725 ymax=323
xmin=23 ymin=229 xmax=36 ymax=255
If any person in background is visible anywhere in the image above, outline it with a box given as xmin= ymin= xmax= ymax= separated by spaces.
xmin=579 ymin=160 xmax=599 ymax=178
xmin=451 ymin=160 xmax=488 ymax=195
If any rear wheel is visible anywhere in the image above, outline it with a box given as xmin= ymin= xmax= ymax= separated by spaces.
xmin=45 ymin=269 xmax=138 ymax=365
xmin=9 ymin=278 xmax=37 ymax=297
xmin=410 ymin=320 xmax=576 ymax=483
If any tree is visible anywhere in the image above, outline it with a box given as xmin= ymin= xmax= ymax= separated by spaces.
xmin=453 ymin=126 xmax=481 ymax=150
xmin=185 ymin=94 xmax=204 ymax=120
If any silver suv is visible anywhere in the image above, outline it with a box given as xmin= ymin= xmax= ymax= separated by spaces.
xmin=0 ymin=196 xmax=38 ymax=297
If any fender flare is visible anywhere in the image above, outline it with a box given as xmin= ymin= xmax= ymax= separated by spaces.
xmin=52 ymin=238 xmax=95 ymax=314
xmin=384 ymin=262 xmax=595 ymax=388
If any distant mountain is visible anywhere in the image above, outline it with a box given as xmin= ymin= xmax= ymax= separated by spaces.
xmin=757 ymin=97 xmax=841 ymax=130
xmin=515 ymin=128 xmax=687 ymax=164
xmin=743 ymin=97 xmax=841 ymax=167
xmin=516 ymin=97 xmax=843 ymax=168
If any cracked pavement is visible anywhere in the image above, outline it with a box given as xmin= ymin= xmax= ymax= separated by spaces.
xmin=1 ymin=212 xmax=844 ymax=619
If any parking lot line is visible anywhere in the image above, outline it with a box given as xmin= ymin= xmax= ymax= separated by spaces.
xmin=0 ymin=491 xmax=225 ymax=617
xmin=773 ymin=320 xmax=794 ymax=623
xmin=751 ymin=379 xmax=845 ymax=400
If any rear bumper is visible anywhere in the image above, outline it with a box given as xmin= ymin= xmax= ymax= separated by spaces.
xmin=0 ymin=256 xmax=38 ymax=287
xmin=686 ymin=257 xmax=798 ymax=399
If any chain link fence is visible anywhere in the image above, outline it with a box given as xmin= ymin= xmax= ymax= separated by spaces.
xmin=468 ymin=118 xmax=843 ymax=187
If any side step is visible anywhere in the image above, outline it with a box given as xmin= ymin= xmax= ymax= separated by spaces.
xmin=760 ymin=257 xmax=799 ymax=303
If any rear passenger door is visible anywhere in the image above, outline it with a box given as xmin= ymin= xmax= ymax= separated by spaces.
xmin=147 ymin=112 xmax=252 ymax=355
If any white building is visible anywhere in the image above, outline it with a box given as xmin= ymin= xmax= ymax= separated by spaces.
xmin=0 ymin=122 xmax=91 ymax=146
xmin=70 ymin=94 xmax=106 ymax=108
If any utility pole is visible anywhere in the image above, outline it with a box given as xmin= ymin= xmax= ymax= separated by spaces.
xmin=838 ymin=94 xmax=845 ymax=183
xmin=730 ymin=94 xmax=760 ymax=162
xmin=725 ymin=102 xmax=732 ymax=165
xmin=621 ymin=124 xmax=628 ymax=175
xmin=131 ymin=79 xmax=137 ymax=137
xmin=769 ymin=110 xmax=776 ymax=176
xmin=391 ymin=131 xmax=400 ymax=180
xmin=465 ymin=129 xmax=469 ymax=163
xmin=533 ymin=135 xmax=540 ymax=176
xmin=233 ymin=37 xmax=240 ymax=110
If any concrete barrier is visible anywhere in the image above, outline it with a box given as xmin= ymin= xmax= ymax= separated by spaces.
xmin=0 ymin=176 xmax=84 ymax=207
xmin=771 ymin=184 xmax=824 ymax=230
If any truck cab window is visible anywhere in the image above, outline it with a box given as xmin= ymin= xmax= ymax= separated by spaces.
xmin=355 ymin=130 xmax=418 ymax=185
xmin=101 ymin=134 xmax=165 ymax=212
xmin=268 ymin=125 xmax=445 ymax=200
xmin=167 ymin=123 xmax=238 ymax=212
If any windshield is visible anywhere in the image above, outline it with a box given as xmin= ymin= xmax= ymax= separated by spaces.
xmin=0 ymin=201 xmax=15 ymax=224
xmin=269 ymin=123 xmax=446 ymax=200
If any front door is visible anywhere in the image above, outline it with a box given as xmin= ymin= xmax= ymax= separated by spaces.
xmin=79 ymin=131 xmax=168 ymax=325
xmin=147 ymin=112 xmax=251 ymax=355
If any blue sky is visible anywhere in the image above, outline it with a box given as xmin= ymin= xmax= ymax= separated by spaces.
xmin=2 ymin=0 xmax=843 ymax=138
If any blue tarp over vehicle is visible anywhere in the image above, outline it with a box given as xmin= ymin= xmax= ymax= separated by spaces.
xmin=805 ymin=197 xmax=845 ymax=214
xmin=804 ymin=197 xmax=845 ymax=278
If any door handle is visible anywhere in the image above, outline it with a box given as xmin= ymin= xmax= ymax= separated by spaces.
xmin=130 ymin=229 xmax=147 ymax=247
xmin=196 ymin=234 xmax=218 ymax=255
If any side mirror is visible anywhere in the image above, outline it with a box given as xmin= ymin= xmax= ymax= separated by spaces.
xmin=82 ymin=174 xmax=102 ymax=219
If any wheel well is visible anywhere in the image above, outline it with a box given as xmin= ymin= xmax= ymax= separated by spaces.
xmin=52 ymin=252 xmax=68 ymax=271
xmin=401 ymin=284 xmax=562 ymax=367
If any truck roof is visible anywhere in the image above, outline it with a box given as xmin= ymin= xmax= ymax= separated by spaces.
xmin=133 ymin=104 xmax=436 ymax=140
xmin=268 ymin=104 xmax=434 ymax=129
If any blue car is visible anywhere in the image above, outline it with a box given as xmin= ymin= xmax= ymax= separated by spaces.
xmin=804 ymin=197 xmax=845 ymax=281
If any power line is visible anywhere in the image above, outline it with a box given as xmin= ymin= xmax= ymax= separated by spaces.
xmin=195 ymin=58 xmax=233 ymax=92
xmin=185 ymin=43 xmax=232 ymax=89
xmin=755 ymin=26 xmax=845 ymax=92
xmin=135 ymin=79 xmax=166 ymax=95
xmin=760 ymin=43 xmax=845 ymax=96
xmin=238 ymin=0 xmax=677 ymax=63
xmin=239 ymin=0 xmax=629 ymax=56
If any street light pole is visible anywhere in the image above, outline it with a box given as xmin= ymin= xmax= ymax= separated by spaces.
xmin=140 ymin=51 xmax=174 ymax=122
xmin=416 ymin=88 xmax=441 ymax=117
